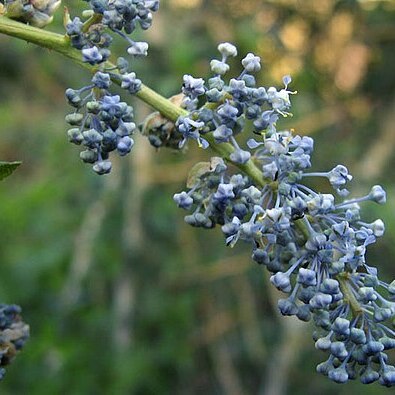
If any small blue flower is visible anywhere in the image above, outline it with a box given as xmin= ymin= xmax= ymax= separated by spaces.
xmin=267 ymin=87 xmax=293 ymax=113
xmin=217 ymin=42 xmax=238 ymax=58
xmin=330 ymin=342 xmax=348 ymax=359
xmin=320 ymin=279 xmax=340 ymax=295
xmin=206 ymin=88 xmax=223 ymax=102
xmin=328 ymin=367 xmax=349 ymax=383
xmin=173 ymin=192 xmax=193 ymax=209
xmin=82 ymin=46 xmax=103 ymax=65
xmin=182 ymin=75 xmax=206 ymax=99
xmin=66 ymin=17 xmax=83 ymax=36
xmin=297 ymin=268 xmax=317 ymax=286
xmin=262 ymin=162 xmax=278 ymax=180
xmin=213 ymin=125 xmax=233 ymax=143
xmin=315 ymin=336 xmax=332 ymax=351
xmin=278 ymin=298 xmax=298 ymax=316
xmin=121 ymin=72 xmax=142 ymax=94
xmin=229 ymin=78 xmax=247 ymax=100
xmin=176 ymin=116 xmax=208 ymax=148
xmin=309 ymin=293 xmax=332 ymax=309
xmin=213 ymin=183 xmax=235 ymax=203
xmin=117 ymin=136 xmax=134 ymax=156
xmin=360 ymin=367 xmax=379 ymax=384
xmin=332 ymin=317 xmax=350 ymax=336
xmin=93 ymin=160 xmax=112 ymax=175
xmin=67 ymin=128 xmax=83 ymax=145
xmin=210 ymin=60 xmax=230 ymax=75
xmin=92 ymin=72 xmax=111 ymax=89
xmin=116 ymin=121 xmax=136 ymax=137
xmin=369 ymin=185 xmax=386 ymax=204
xmin=253 ymin=110 xmax=278 ymax=131
xmin=82 ymin=129 xmax=103 ymax=148
xmin=270 ymin=272 xmax=291 ymax=292
xmin=100 ymin=95 xmax=122 ymax=117
xmin=230 ymin=149 xmax=251 ymax=164
xmin=362 ymin=341 xmax=384 ymax=356
xmin=217 ymin=103 xmax=239 ymax=126
xmin=127 ymin=41 xmax=149 ymax=56
xmin=241 ymin=53 xmax=261 ymax=72
xmin=283 ymin=75 xmax=292 ymax=87
xmin=208 ymin=76 xmax=225 ymax=90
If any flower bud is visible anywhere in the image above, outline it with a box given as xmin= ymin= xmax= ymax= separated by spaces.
xmin=5 ymin=0 xmax=61 ymax=27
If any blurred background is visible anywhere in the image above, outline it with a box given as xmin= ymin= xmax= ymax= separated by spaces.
xmin=1 ymin=0 xmax=395 ymax=393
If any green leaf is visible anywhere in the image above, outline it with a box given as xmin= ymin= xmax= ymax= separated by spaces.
xmin=0 ymin=161 xmax=22 ymax=181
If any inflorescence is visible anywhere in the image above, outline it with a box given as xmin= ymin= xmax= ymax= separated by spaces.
xmin=173 ymin=43 xmax=395 ymax=386
xmin=64 ymin=0 xmax=159 ymax=174
xmin=0 ymin=304 xmax=29 ymax=380
xmin=4 ymin=0 xmax=394 ymax=385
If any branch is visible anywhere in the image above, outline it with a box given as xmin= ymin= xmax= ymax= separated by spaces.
xmin=0 ymin=17 xmax=365 ymax=319
xmin=0 ymin=16 xmax=266 ymax=187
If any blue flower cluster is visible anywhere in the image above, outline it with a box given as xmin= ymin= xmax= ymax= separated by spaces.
xmin=175 ymin=42 xmax=294 ymax=162
xmin=0 ymin=304 xmax=29 ymax=380
xmin=66 ymin=0 xmax=158 ymax=57
xmin=174 ymin=43 xmax=395 ymax=386
xmin=64 ymin=0 xmax=159 ymax=174
xmin=65 ymin=72 xmax=138 ymax=174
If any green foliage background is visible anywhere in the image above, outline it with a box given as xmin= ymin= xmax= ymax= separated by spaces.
xmin=0 ymin=0 xmax=395 ymax=393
